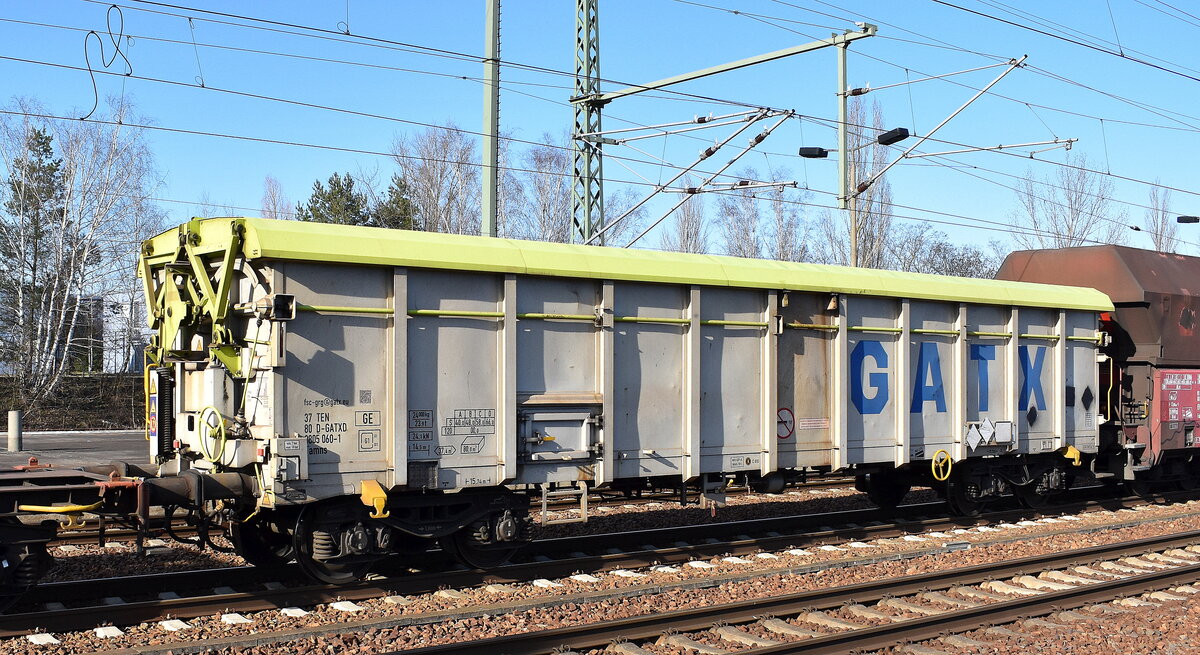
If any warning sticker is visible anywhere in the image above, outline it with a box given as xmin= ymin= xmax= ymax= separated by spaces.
xmin=777 ymin=408 xmax=795 ymax=439
xmin=795 ymin=418 xmax=830 ymax=430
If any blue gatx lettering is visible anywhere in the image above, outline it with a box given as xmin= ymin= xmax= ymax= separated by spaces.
xmin=970 ymin=344 xmax=995 ymax=412
xmin=911 ymin=342 xmax=947 ymax=412
xmin=854 ymin=340 xmax=964 ymax=412
xmin=1019 ymin=346 xmax=1047 ymax=410
xmin=850 ymin=340 xmax=889 ymax=415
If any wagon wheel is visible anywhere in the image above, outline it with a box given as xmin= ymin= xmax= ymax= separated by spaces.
xmin=944 ymin=478 xmax=984 ymax=517
xmin=291 ymin=505 xmax=374 ymax=585
xmin=230 ymin=516 xmax=294 ymax=568
xmin=439 ymin=520 xmax=521 ymax=570
xmin=1174 ymin=464 xmax=1200 ymax=492
xmin=0 ymin=518 xmax=49 ymax=613
xmin=1127 ymin=477 xmax=1158 ymax=499
xmin=1177 ymin=474 xmax=1200 ymax=492
xmin=1012 ymin=480 xmax=1051 ymax=509
xmin=861 ymin=472 xmax=910 ymax=510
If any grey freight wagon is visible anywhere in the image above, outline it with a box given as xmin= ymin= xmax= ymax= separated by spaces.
xmin=139 ymin=217 xmax=1112 ymax=577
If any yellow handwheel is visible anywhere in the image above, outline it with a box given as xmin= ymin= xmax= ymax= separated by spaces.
xmin=198 ymin=406 xmax=228 ymax=465
xmin=931 ymin=449 xmax=953 ymax=482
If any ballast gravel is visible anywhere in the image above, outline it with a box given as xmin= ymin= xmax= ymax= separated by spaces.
xmin=41 ymin=535 xmax=244 ymax=583
xmin=872 ymin=594 xmax=1200 ymax=655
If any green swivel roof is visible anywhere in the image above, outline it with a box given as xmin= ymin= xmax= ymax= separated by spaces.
xmin=143 ymin=217 xmax=1114 ymax=312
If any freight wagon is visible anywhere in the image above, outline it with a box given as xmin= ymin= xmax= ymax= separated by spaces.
xmin=129 ymin=217 xmax=1110 ymax=580
xmin=999 ymin=245 xmax=1200 ymax=493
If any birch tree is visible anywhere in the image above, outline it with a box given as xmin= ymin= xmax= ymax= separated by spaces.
xmin=714 ymin=167 xmax=806 ymax=261
xmin=261 ymin=175 xmax=291 ymax=220
xmin=392 ymin=125 xmax=481 ymax=235
xmin=815 ymin=98 xmax=895 ymax=268
xmin=510 ymin=134 xmax=571 ymax=243
xmin=1011 ymin=153 xmax=1127 ymax=249
xmin=659 ymin=179 xmax=709 ymax=254
xmin=0 ymin=97 xmax=163 ymax=404
xmin=764 ymin=181 xmax=806 ymax=262
xmin=1144 ymin=182 xmax=1178 ymax=253
xmin=717 ymin=180 xmax=763 ymax=258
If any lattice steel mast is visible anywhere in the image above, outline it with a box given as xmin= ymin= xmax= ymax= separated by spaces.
xmin=572 ymin=0 xmax=604 ymax=244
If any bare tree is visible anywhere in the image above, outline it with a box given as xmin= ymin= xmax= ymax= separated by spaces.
xmin=509 ymin=133 xmax=571 ymax=242
xmin=717 ymin=180 xmax=762 ymax=258
xmin=392 ymin=125 xmax=481 ymax=235
xmin=888 ymin=223 xmax=999 ymax=278
xmin=596 ymin=186 xmax=648 ymax=247
xmin=1011 ymin=153 xmax=1127 ymax=249
xmin=814 ymin=98 xmax=895 ymax=268
xmin=0 ymin=97 xmax=163 ymax=403
xmin=495 ymin=129 xmax=524 ymax=239
xmin=658 ymin=180 xmax=709 ymax=254
xmin=192 ymin=192 xmax=240 ymax=218
xmin=1144 ymin=181 xmax=1178 ymax=253
xmin=261 ymin=174 xmax=291 ymax=220
xmin=765 ymin=183 xmax=806 ymax=262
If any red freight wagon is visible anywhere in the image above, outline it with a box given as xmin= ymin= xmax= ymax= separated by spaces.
xmin=999 ymin=245 xmax=1200 ymax=490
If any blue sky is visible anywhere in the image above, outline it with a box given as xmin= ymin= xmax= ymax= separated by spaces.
xmin=4 ymin=0 xmax=1200 ymax=252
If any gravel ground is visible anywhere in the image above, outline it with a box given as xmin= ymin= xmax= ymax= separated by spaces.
xmin=43 ymin=536 xmax=244 ymax=582
xmin=970 ymin=599 xmax=1200 ymax=655
xmin=9 ymin=499 xmax=1200 ymax=655
xmin=873 ymin=595 xmax=1200 ymax=655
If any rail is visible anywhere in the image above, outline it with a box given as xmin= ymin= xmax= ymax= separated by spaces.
xmin=6 ymin=489 xmax=1190 ymax=637
xmin=399 ymin=528 xmax=1200 ymax=654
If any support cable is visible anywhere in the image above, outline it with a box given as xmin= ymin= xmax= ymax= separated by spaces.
xmin=624 ymin=112 xmax=793 ymax=248
xmin=584 ymin=110 xmax=770 ymax=245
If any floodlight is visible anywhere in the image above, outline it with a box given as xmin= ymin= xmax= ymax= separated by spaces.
xmin=876 ymin=127 xmax=911 ymax=146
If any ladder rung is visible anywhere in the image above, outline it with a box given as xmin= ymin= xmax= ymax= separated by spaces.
xmin=540 ymin=486 xmax=589 ymax=525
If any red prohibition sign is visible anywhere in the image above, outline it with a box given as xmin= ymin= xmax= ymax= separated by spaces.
xmin=777 ymin=407 xmax=795 ymax=439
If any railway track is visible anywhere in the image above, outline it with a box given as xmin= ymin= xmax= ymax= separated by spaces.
xmin=400 ymin=529 xmax=1200 ymax=655
xmin=0 ymin=489 xmax=1185 ymax=637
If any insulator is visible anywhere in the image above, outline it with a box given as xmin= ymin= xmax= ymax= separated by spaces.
xmin=749 ymin=132 xmax=768 ymax=146
xmin=849 ymin=87 xmax=869 ymax=96
xmin=700 ymin=145 xmax=718 ymax=159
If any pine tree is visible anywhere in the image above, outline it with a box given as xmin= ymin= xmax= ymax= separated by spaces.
xmin=294 ymin=172 xmax=371 ymax=226
xmin=294 ymin=172 xmax=417 ymax=230
xmin=2 ymin=128 xmax=67 ymax=379
xmin=372 ymin=175 xmax=417 ymax=230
